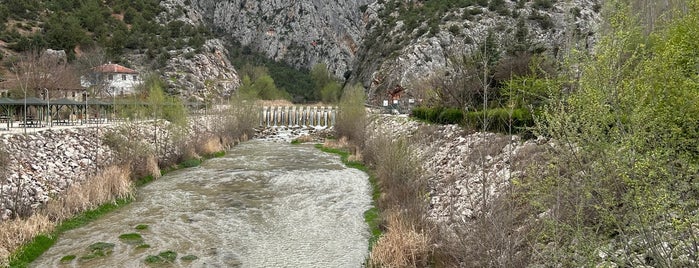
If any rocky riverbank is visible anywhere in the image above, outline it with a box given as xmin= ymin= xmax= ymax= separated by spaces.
xmin=0 ymin=118 xmax=222 ymax=222
xmin=367 ymin=115 xmax=549 ymax=227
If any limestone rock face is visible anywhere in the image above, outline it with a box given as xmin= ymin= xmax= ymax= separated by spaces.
xmin=124 ymin=0 xmax=242 ymax=101
xmin=351 ymin=0 xmax=602 ymax=103
xmin=161 ymin=39 xmax=240 ymax=100
xmin=190 ymin=0 xmax=374 ymax=77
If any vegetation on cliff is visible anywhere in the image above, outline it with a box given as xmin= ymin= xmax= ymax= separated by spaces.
xmin=335 ymin=0 xmax=699 ymax=266
xmin=0 ymin=0 xmax=209 ymax=64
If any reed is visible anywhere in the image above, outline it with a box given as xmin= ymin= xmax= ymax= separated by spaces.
xmin=43 ymin=165 xmax=133 ymax=222
xmin=369 ymin=211 xmax=431 ymax=267
xmin=196 ymin=135 xmax=224 ymax=156
xmin=0 ymin=214 xmax=53 ymax=267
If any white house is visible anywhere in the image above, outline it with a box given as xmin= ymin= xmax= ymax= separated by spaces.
xmin=81 ymin=63 xmax=142 ymax=96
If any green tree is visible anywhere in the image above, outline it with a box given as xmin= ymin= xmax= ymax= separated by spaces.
xmin=43 ymin=13 xmax=88 ymax=58
xmin=320 ymin=81 xmax=342 ymax=103
xmin=528 ymin=1 xmax=699 ymax=265
xmin=311 ymin=63 xmax=335 ymax=101
xmin=335 ymin=84 xmax=367 ymax=146
xmin=237 ymin=74 xmax=291 ymax=100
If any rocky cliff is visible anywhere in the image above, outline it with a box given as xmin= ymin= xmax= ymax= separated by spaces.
xmin=189 ymin=0 xmax=374 ymax=78
xmin=158 ymin=0 xmax=241 ymax=100
xmin=351 ymin=0 xmax=601 ymax=103
xmin=177 ymin=0 xmax=600 ymax=103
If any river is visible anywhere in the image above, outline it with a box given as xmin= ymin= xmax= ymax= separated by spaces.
xmin=32 ymin=140 xmax=372 ymax=267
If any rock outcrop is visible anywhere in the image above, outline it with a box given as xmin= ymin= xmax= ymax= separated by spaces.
xmin=189 ymin=0 xmax=373 ymax=77
xmin=350 ymin=0 xmax=601 ymax=103
xmin=124 ymin=0 xmax=241 ymax=100
xmin=161 ymin=39 xmax=240 ymax=100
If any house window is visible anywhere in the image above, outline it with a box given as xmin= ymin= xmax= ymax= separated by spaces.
xmin=108 ymin=74 xmax=113 ymax=80
xmin=72 ymin=92 xmax=76 ymax=98
xmin=133 ymin=75 xmax=137 ymax=80
xmin=122 ymin=74 xmax=127 ymax=80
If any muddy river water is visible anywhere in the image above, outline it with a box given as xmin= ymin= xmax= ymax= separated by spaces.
xmin=33 ymin=140 xmax=372 ymax=267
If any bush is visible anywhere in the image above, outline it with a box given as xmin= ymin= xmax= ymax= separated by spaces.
xmin=532 ymin=0 xmax=555 ymax=10
xmin=448 ymin=24 xmax=461 ymax=35
xmin=464 ymin=108 xmax=533 ymax=133
xmin=529 ymin=10 xmax=554 ymax=29
xmin=335 ymin=84 xmax=367 ymax=147
xmin=437 ymin=108 xmax=464 ymax=124
xmin=410 ymin=106 xmax=463 ymax=124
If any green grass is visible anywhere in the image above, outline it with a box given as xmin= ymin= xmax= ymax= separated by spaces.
xmin=79 ymin=242 xmax=115 ymax=261
xmin=158 ymin=250 xmax=177 ymax=262
xmin=134 ymin=175 xmax=156 ymax=187
xmin=87 ymin=242 xmax=115 ymax=252
xmin=8 ymin=150 xmax=229 ymax=266
xmin=181 ymin=254 xmax=198 ymax=261
xmin=135 ymin=224 xmax=149 ymax=230
xmin=59 ymin=255 xmax=76 ymax=263
xmin=161 ymin=151 xmax=226 ymax=176
xmin=145 ymin=250 xmax=177 ymax=264
xmin=315 ymin=144 xmax=382 ymax=249
xmin=204 ymin=151 xmax=226 ymax=158
xmin=144 ymin=255 xmax=163 ymax=264
xmin=135 ymin=244 xmax=151 ymax=250
xmin=118 ymin=233 xmax=144 ymax=245
xmin=8 ymin=199 xmax=132 ymax=267
xmin=178 ymin=158 xmax=202 ymax=169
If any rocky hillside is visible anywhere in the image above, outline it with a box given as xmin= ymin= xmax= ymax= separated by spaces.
xmin=351 ymin=0 xmax=601 ymax=103
xmin=189 ymin=0 xmax=373 ymax=78
xmin=0 ymin=0 xmax=601 ymax=102
xmin=126 ymin=0 xmax=242 ymax=100
xmin=185 ymin=0 xmax=601 ymax=103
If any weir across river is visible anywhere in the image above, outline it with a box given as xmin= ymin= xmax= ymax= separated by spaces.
xmin=260 ymin=106 xmax=338 ymax=128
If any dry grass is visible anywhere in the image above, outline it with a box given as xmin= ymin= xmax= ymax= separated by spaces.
xmin=323 ymin=136 xmax=351 ymax=149
xmin=195 ymin=135 xmax=224 ymax=156
xmin=0 ymin=214 xmax=53 ymax=266
xmin=43 ymin=165 xmax=133 ymax=222
xmin=0 ymin=165 xmax=133 ymax=265
xmin=370 ymin=211 xmax=432 ymax=267
xmin=130 ymin=154 xmax=160 ymax=180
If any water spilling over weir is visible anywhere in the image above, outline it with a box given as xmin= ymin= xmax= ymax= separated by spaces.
xmin=260 ymin=106 xmax=337 ymax=128
xmin=33 ymin=141 xmax=372 ymax=267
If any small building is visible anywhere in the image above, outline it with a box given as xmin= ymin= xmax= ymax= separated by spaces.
xmin=81 ymin=63 xmax=142 ymax=96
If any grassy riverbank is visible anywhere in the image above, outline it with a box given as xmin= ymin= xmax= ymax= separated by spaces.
xmin=6 ymin=151 xmax=226 ymax=267
xmin=314 ymin=144 xmax=382 ymax=249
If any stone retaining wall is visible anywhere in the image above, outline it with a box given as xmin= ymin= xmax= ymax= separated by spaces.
xmin=0 ymin=118 xmax=220 ymax=221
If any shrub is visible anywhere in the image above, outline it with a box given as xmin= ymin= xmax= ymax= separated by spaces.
xmin=369 ymin=211 xmax=431 ymax=267
xmin=410 ymin=106 xmax=463 ymax=124
xmin=529 ymin=10 xmax=554 ymax=29
xmin=335 ymin=84 xmax=367 ymax=148
xmin=448 ymin=24 xmax=461 ymax=35
xmin=217 ymin=95 xmax=257 ymax=146
xmin=363 ymin=135 xmax=426 ymax=221
xmin=363 ymin=133 xmax=431 ymax=267
xmin=464 ymin=108 xmax=533 ymax=133
xmin=532 ymin=0 xmax=555 ymax=10
xmin=437 ymin=108 xmax=464 ymax=124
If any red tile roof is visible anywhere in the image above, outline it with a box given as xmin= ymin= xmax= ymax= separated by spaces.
xmin=93 ymin=63 xmax=138 ymax=74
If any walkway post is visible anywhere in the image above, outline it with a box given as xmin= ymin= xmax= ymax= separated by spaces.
xmin=44 ymin=88 xmax=51 ymax=129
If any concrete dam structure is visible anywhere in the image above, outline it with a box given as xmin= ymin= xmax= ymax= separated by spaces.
xmin=260 ymin=106 xmax=337 ymax=128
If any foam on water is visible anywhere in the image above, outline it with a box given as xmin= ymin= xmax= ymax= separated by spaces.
xmin=32 ymin=141 xmax=372 ymax=267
